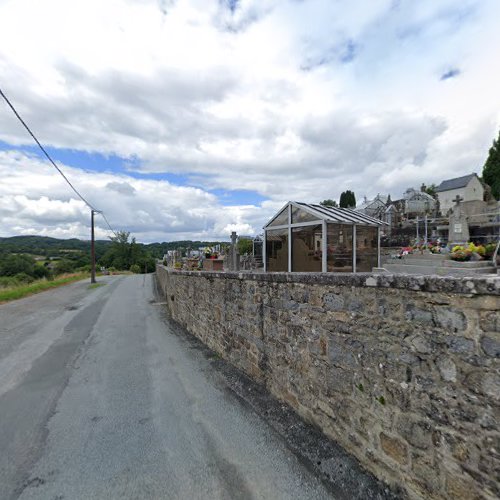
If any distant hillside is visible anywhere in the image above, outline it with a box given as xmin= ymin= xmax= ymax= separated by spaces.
xmin=0 ymin=235 xmax=111 ymax=258
xmin=0 ymin=235 xmax=226 ymax=259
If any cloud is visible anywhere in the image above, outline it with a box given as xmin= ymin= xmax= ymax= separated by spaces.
xmin=106 ymin=182 xmax=136 ymax=196
xmin=0 ymin=150 xmax=271 ymax=242
xmin=0 ymin=0 xmax=499 ymax=241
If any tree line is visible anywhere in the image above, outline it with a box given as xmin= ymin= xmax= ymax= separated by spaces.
xmin=0 ymin=233 xmax=229 ymax=284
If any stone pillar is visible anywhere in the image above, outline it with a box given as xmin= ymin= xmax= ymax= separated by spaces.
xmin=230 ymin=231 xmax=239 ymax=271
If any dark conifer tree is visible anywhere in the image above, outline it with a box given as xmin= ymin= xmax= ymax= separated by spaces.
xmin=482 ymin=129 xmax=500 ymax=200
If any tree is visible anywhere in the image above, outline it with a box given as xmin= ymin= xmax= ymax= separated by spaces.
xmin=0 ymin=254 xmax=35 ymax=277
xmin=482 ymin=129 xmax=500 ymax=200
xmin=421 ymin=183 xmax=437 ymax=198
xmin=53 ymin=259 xmax=76 ymax=275
xmin=426 ymin=184 xmax=437 ymax=198
xmin=339 ymin=190 xmax=356 ymax=208
xmin=237 ymin=238 xmax=253 ymax=255
xmin=320 ymin=199 xmax=338 ymax=208
xmin=99 ymin=231 xmax=156 ymax=272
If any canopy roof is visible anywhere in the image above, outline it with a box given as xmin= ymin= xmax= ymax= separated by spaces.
xmin=264 ymin=201 xmax=388 ymax=229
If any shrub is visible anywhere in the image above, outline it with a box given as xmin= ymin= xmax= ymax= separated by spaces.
xmin=485 ymin=242 xmax=498 ymax=258
xmin=14 ymin=272 xmax=35 ymax=284
xmin=0 ymin=276 xmax=19 ymax=289
xmin=129 ymin=264 xmax=141 ymax=274
xmin=450 ymin=250 xmax=472 ymax=262
xmin=33 ymin=264 xmax=50 ymax=279
xmin=53 ymin=259 xmax=76 ymax=275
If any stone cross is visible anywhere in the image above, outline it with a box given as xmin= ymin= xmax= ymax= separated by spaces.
xmin=449 ymin=195 xmax=468 ymax=245
xmin=230 ymin=231 xmax=239 ymax=271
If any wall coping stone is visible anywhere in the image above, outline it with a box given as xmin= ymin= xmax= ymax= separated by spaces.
xmin=157 ymin=266 xmax=500 ymax=296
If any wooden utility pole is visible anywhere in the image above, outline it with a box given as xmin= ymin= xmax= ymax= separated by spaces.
xmin=91 ymin=210 xmax=97 ymax=284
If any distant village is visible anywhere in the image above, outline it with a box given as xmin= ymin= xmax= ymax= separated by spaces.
xmin=355 ymin=172 xmax=500 ymax=246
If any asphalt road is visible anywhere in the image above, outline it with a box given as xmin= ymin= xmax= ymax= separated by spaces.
xmin=0 ymin=274 xmax=333 ymax=500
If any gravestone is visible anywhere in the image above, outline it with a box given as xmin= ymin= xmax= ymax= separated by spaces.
xmin=448 ymin=195 xmax=469 ymax=246
xmin=227 ymin=231 xmax=240 ymax=271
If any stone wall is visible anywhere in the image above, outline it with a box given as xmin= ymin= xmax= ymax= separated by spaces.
xmin=156 ymin=266 xmax=500 ymax=499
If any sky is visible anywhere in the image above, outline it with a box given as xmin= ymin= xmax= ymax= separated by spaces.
xmin=0 ymin=0 xmax=499 ymax=243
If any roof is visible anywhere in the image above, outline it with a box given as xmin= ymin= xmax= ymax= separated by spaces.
xmin=264 ymin=201 xmax=388 ymax=229
xmin=404 ymin=188 xmax=436 ymax=202
xmin=436 ymin=173 xmax=478 ymax=193
xmin=356 ymin=194 xmax=388 ymax=211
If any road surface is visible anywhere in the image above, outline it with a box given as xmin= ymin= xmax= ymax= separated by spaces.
xmin=0 ymin=274 xmax=333 ymax=500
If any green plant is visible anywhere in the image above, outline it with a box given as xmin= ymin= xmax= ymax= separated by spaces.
xmin=377 ymin=396 xmax=386 ymax=405
xmin=450 ymin=250 xmax=472 ymax=262
xmin=129 ymin=264 xmax=141 ymax=274
xmin=357 ymin=383 xmax=364 ymax=392
xmin=485 ymin=242 xmax=498 ymax=258
xmin=14 ymin=272 xmax=34 ymax=284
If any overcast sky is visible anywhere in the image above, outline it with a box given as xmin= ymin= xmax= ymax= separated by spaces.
xmin=1 ymin=0 xmax=499 ymax=242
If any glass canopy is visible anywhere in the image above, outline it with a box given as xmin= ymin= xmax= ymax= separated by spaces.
xmin=263 ymin=202 xmax=387 ymax=273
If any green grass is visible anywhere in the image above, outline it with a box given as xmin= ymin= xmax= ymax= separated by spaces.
xmin=0 ymin=273 xmax=89 ymax=303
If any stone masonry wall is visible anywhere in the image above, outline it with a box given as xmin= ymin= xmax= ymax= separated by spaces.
xmin=156 ymin=266 xmax=500 ymax=499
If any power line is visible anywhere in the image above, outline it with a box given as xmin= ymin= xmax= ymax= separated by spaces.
xmin=0 ymin=86 xmax=98 ymax=211
xmin=0 ymin=87 xmax=120 ymax=237
xmin=99 ymin=212 xmax=119 ymax=238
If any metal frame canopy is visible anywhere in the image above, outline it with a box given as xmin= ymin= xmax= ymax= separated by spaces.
xmin=263 ymin=201 xmax=388 ymax=273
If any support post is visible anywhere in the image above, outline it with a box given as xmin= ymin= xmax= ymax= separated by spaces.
xmin=90 ymin=210 xmax=96 ymax=284
xmin=377 ymin=226 xmax=381 ymax=268
xmin=263 ymin=231 xmax=267 ymax=272
xmin=322 ymin=220 xmax=327 ymax=272
xmin=288 ymin=204 xmax=292 ymax=272
xmin=352 ymin=225 xmax=357 ymax=273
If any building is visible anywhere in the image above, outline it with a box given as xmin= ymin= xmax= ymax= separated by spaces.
xmin=263 ymin=202 xmax=387 ymax=273
xmin=355 ymin=194 xmax=389 ymax=219
xmin=436 ymin=173 xmax=484 ymax=215
xmin=403 ymin=188 xmax=437 ymax=216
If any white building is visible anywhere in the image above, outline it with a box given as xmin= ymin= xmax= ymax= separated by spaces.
xmin=355 ymin=194 xmax=388 ymax=219
xmin=403 ymin=188 xmax=436 ymax=215
xmin=436 ymin=173 xmax=484 ymax=215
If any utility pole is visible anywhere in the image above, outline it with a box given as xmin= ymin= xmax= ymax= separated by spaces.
xmin=424 ymin=214 xmax=428 ymax=246
xmin=90 ymin=209 xmax=101 ymax=284
xmin=416 ymin=216 xmax=419 ymax=244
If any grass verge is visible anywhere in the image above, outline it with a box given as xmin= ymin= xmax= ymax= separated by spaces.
xmin=0 ymin=273 xmax=89 ymax=303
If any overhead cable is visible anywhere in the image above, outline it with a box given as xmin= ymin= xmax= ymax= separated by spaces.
xmin=99 ymin=212 xmax=119 ymax=238
xmin=0 ymin=86 xmax=98 ymax=211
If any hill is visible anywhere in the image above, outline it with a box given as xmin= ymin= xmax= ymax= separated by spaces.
xmin=0 ymin=235 xmax=226 ymax=260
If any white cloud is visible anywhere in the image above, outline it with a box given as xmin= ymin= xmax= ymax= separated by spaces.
xmin=0 ymin=150 xmax=271 ymax=242
xmin=0 ymin=0 xmax=499 ymax=240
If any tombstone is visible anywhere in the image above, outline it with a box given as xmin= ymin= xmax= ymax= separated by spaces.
xmin=227 ymin=231 xmax=240 ymax=271
xmin=448 ymin=195 xmax=469 ymax=246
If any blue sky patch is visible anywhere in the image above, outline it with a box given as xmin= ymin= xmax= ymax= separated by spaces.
xmin=0 ymin=140 xmax=266 ymax=205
